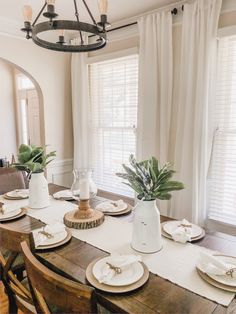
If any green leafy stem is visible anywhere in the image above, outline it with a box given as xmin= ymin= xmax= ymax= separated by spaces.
xmin=116 ymin=155 xmax=184 ymax=201
xmin=12 ymin=144 xmax=56 ymax=174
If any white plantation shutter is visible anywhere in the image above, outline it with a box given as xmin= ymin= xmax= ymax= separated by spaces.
xmin=209 ymin=35 xmax=236 ymax=225
xmin=89 ymin=55 xmax=138 ymax=197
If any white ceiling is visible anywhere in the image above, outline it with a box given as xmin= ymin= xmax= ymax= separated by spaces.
xmin=0 ymin=0 xmax=181 ymax=27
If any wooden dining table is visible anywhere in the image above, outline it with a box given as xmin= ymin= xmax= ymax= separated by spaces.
xmin=2 ymin=183 xmax=236 ymax=314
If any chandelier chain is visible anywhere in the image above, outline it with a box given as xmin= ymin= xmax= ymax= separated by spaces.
xmin=73 ymin=0 xmax=84 ymax=45
xmin=81 ymin=0 xmax=97 ymax=25
xmin=32 ymin=1 xmax=47 ymax=27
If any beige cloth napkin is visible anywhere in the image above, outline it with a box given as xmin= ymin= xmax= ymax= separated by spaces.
xmin=97 ymin=254 xmax=142 ymax=284
xmin=170 ymin=219 xmax=192 ymax=243
xmin=0 ymin=203 xmax=20 ymax=215
xmin=53 ymin=189 xmax=76 ymax=199
xmin=33 ymin=223 xmax=66 ymax=246
xmin=199 ymin=252 xmax=236 ymax=278
xmin=96 ymin=200 xmax=126 ymax=212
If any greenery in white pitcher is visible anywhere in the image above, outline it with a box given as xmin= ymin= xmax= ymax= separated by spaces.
xmin=116 ymin=155 xmax=184 ymax=201
xmin=13 ymin=144 xmax=56 ymax=174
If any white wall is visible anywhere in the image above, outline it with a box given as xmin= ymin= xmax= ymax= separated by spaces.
xmin=0 ymin=60 xmax=17 ymax=159
xmin=0 ymin=34 xmax=73 ymax=162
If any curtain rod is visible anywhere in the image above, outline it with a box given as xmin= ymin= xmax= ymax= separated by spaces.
xmin=89 ymin=5 xmax=184 ymax=38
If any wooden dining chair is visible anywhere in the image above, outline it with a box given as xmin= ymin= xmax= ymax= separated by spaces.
xmin=0 ymin=224 xmax=35 ymax=314
xmin=0 ymin=167 xmax=28 ymax=194
xmin=21 ymin=241 xmax=98 ymax=314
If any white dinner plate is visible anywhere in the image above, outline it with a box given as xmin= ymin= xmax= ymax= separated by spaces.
xmin=96 ymin=201 xmax=128 ymax=213
xmin=197 ymin=255 xmax=236 ymax=287
xmin=33 ymin=228 xmax=68 ymax=247
xmin=6 ymin=189 xmax=29 ymax=199
xmin=92 ymin=256 xmax=144 ymax=286
xmin=163 ymin=220 xmax=203 ymax=238
xmin=0 ymin=204 xmax=22 ymax=219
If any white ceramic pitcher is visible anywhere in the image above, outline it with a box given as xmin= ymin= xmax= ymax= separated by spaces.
xmin=131 ymin=199 xmax=162 ymax=253
xmin=29 ymin=172 xmax=49 ymax=209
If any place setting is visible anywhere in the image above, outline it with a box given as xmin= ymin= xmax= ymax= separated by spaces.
xmin=161 ymin=218 xmax=205 ymax=243
xmin=0 ymin=201 xmax=27 ymax=222
xmin=86 ymin=254 xmax=149 ymax=293
xmin=95 ymin=199 xmax=132 ymax=216
xmin=3 ymin=189 xmax=29 ymax=200
xmin=32 ymin=222 xmax=72 ymax=250
xmin=196 ymin=252 xmax=236 ymax=293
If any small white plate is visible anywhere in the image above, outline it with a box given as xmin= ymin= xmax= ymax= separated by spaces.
xmin=198 ymin=255 xmax=236 ymax=287
xmin=96 ymin=201 xmax=128 ymax=213
xmin=92 ymin=256 xmax=144 ymax=286
xmin=163 ymin=220 xmax=203 ymax=238
xmin=33 ymin=228 xmax=68 ymax=247
xmin=0 ymin=204 xmax=22 ymax=219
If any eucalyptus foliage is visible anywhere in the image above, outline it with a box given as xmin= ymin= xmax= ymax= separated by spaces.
xmin=13 ymin=144 xmax=56 ymax=174
xmin=116 ymin=155 xmax=184 ymax=201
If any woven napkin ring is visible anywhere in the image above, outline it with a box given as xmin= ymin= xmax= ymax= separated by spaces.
xmin=110 ymin=202 xmax=118 ymax=207
xmin=226 ymin=267 xmax=236 ymax=278
xmin=179 ymin=223 xmax=192 ymax=228
xmin=38 ymin=230 xmax=54 ymax=239
xmin=106 ymin=262 xmax=122 ymax=274
xmin=0 ymin=202 xmax=4 ymax=214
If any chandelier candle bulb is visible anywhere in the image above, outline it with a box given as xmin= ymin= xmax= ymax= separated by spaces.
xmin=59 ymin=29 xmax=65 ymax=37
xmin=98 ymin=0 xmax=108 ymax=15
xmin=57 ymin=29 xmax=65 ymax=44
xmin=23 ymin=5 xmax=32 ymax=23
xmin=47 ymin=0 xmax=56 ymax=6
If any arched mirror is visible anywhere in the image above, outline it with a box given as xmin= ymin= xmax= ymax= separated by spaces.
xmin=0 ymin=59 xmax=45 ymax=165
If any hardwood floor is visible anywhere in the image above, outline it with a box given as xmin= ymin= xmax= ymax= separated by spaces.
xmin=0 ymin=281 xmax=23 ymax=314
xmin=0 ymin=281 xmax=9 ymax=314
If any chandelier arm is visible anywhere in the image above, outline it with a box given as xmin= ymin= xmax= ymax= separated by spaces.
xmin=73 ymin=0 xmax=84 ymax=44
xmin=32 ymin=1 xmax=47 ymax=27
xmin=81 ymin=0 xmax=97 ymax=25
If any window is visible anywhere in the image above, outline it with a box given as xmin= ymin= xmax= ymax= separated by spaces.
xmin=15 ymin=73 xmax=41 ymax=146
xmin=209 ymin=35 xmax=236 ymax=225
xmin=20 ymin=99 xmax=29 ymax=145
xmin=16 ymin=74 xmax=34 ymax=90
xmin=89 ymin=55 xmax=138 ymax=197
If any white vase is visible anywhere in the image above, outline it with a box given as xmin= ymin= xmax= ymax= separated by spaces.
xmin=131 ymin=199 xmax=162 ymax=253
xmin=29 ymin=172 xmax=49 ymax=209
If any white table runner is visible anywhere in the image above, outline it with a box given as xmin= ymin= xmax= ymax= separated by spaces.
xmin=1 ymin=196 xmax=235 ymax=306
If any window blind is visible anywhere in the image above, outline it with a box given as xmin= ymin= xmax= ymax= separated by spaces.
xmin=209 ymin=35 xmax=236 ymax=225
xmin=89 ymin=55 xmax=138 ymax=197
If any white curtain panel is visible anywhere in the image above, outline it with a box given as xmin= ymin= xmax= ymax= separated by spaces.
xmin=137 ymin=11 xmax=173 ymax=165
xmin=71 ymin=43 xmax=91 ymax=170
xmin=169 ymin=0 xmax=222 ymax=225
xmin=137 ymin=11 xmax=173 ymax=215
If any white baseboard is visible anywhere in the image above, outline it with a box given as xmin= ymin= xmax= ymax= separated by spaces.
xmin=46 ymin=159 xmax=73 ymax=188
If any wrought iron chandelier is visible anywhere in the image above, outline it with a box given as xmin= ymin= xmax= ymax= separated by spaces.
xmin=21 ymin=0 xmax=110 ymax=53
